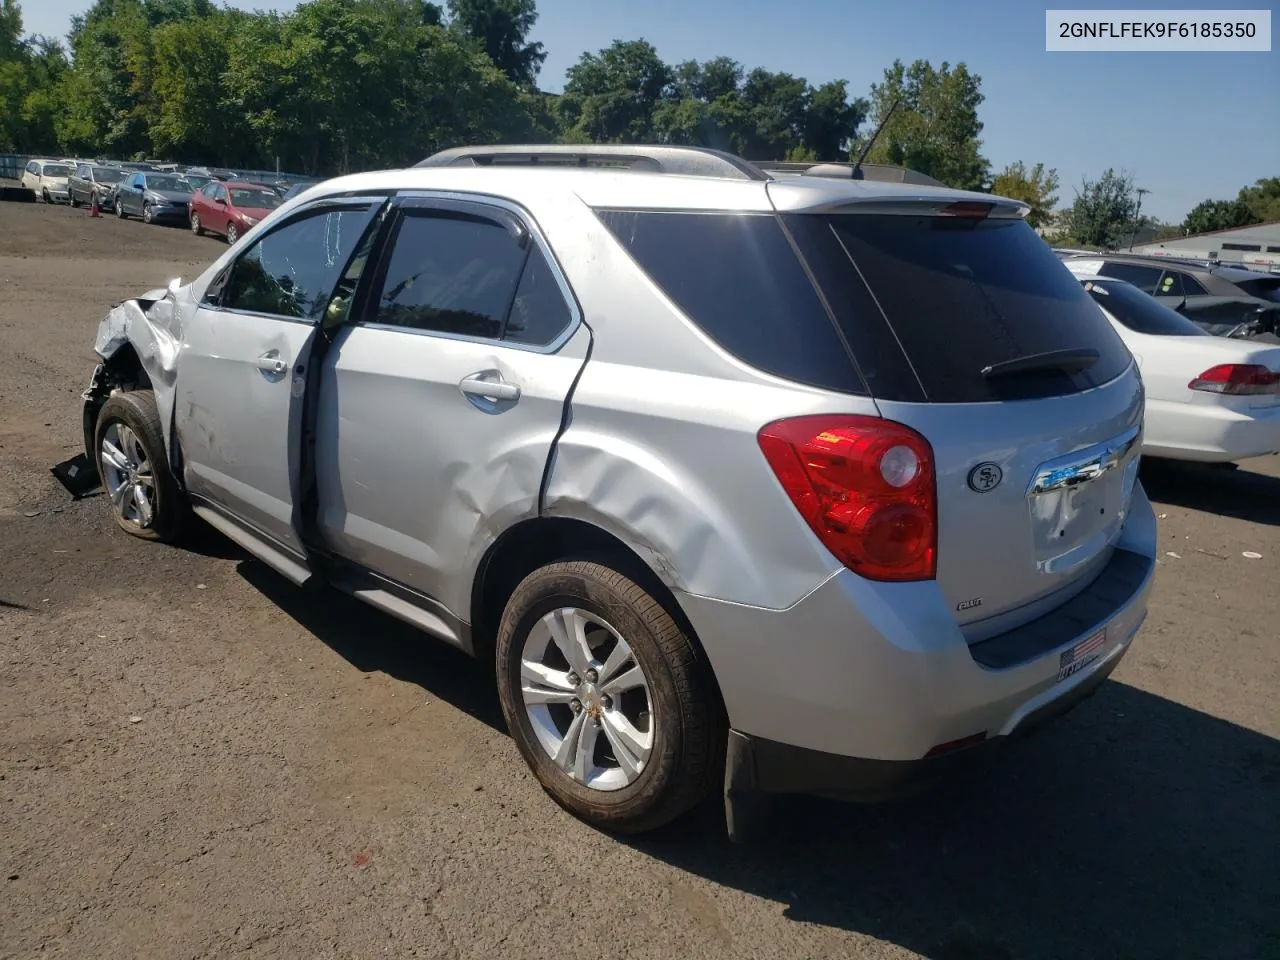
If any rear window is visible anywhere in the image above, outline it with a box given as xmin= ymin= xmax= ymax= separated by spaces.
xmin=43 ymin=164 xmax=73 ymax=177
xmin=1082 ymin=279 xmax=1208 ymax=336
xmin=230 ymin=188 xmax=282 ymax=209
xmin=1235 ymin=277 xmax=1280 ymax=303
xmin=595 ymin=210 xmax=865 ymax=394
xmin=786 ymin=213 xmax=1134 ymax=402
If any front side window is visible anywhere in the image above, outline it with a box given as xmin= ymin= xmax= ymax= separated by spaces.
xmin=219 ymin=205 xmax=382 ymax=321
xmin=1098 ymin=262 xmax=1163 ymax=293
xmin=371 ymin=212 xmax=528 ymax=339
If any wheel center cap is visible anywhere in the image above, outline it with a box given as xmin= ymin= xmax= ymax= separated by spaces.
xmin=580 ymin=682 xmax=603 ymax=719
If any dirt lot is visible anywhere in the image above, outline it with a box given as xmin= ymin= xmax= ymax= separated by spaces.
xmin=1 ymin=199 xmax=1278 ymax=960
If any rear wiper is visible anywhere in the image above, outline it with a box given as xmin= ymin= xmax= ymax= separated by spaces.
xmin=982 ymin=348 xmax=1100 ymax=379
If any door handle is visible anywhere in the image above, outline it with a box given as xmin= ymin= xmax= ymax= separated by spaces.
xmin=459 ymin=372 xmax=520 ymax=403
xmin=256 ymin=351 xmax=289 ymax=379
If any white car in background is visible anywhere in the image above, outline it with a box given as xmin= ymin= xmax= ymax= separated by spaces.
xmin=20 ymin=158 xmax=74 ymax=203
xmin=1067 ymin=267 xmax=1280 ymax=463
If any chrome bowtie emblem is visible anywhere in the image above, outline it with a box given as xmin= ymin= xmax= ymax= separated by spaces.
xmin=967 ymin=462 xmax=1003 ymax=493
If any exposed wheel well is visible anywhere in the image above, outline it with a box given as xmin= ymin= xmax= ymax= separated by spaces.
xmin=470 ymin=517 xmax=726 ymax=709
xmin=83 ymin=345 xmax=155 ymax=460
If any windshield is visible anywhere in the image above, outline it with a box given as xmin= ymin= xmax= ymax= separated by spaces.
xmin=183 ymin=175 xmax=212 ymax=189
xmin=230 ymin=188 xmax=283 ymax=210
xmin=1235 ymin=276 xmax=1280 ymax=303
xmin=94 ymin=167 xmax=125 ymax=183
xmin=145 ymin=175 xmax=190 ymax=192
xmin=1082 ymin=279 xmax=1209 ymax=336
xmin=43 ymin=164 xmax=73 ymax=178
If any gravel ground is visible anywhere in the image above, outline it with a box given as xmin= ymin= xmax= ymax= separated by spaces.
xmin=1 ymin=199 xmax=1278 ymax=960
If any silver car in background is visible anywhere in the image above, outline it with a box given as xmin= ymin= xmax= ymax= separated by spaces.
xmin=80 ymin=145 xmax=1156 ymax=835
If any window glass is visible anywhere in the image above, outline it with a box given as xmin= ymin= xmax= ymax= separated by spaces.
xmin=1098 ymin=262 xmax=1163 ymax=293
xmin=1180 ymin=273 xmax=1208 ymax=295
xmin=1083 ymin=279 xmax=1208 ymax=336
xmin=372 ymin=212 xmax=526 ymax=339
xmin=43 ymin=164 xmax=72 ymax=177
xmin=794 ymin=213 xmax=1131 ymax=402
xmin=229 ymin=187 xmax=282 ymax=210
xmin=504 ymin=246 xmax=573 ymax=346
xmin=596 ymin=210 xmax=864 ymax=394
xmin=221 ymin=205 xmax=381 ymax=321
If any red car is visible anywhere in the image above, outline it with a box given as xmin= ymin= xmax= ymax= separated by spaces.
xmin=189 ymin=180 xmax=284 ymax=245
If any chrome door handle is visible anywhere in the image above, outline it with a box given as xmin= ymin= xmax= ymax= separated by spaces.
xmin=256 ymin=352 xmax=289 ymax=379
xmin=459 ymin=372 xmax=520 ymax=402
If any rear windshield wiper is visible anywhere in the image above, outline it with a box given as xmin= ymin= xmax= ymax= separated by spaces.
xmin=981 ymin=348 xmax=1100 ymax=380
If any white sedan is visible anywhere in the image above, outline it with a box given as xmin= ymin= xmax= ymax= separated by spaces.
xmin=1068 ymin=269 xmax=1280 ymax=463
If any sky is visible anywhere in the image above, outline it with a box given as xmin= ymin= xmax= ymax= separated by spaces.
xmin=21 ymin=0 xmax=1280 ymax=223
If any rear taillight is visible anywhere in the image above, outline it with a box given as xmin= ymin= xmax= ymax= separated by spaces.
xmin=939 ymin=201 xmax=993 ymax=219
xmin=758 ymin=415 xmax=937 ymax=582
xmin=1188 ymin=364 xmax=1280 ymax=395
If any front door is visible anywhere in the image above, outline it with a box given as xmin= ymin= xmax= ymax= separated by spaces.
xmin=175 ymin=198 xmax=385 ymax=557
xmin=314 ymin=196 xmax=590 ymax=614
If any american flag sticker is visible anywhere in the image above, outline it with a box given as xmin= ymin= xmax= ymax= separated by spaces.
xmin=1056 ymin=628 xmax=1107 ymax=682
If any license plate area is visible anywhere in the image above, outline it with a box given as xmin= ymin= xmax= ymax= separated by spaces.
xmin=1056 ymin=627 xmax=1108 ymax=682
xmin=1027 ymin=426 xmax=1141 ymax=576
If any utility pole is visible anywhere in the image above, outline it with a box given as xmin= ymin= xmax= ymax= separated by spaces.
xmin=1130 ymin=187 xmax=1150 ymax=250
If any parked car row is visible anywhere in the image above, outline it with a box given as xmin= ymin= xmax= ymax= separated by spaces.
xmin=21 ymin=154 xmax=323 ymax=245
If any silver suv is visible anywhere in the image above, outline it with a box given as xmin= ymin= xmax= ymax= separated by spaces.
xmin=81 ymin=145 xmax=1157 ymax=835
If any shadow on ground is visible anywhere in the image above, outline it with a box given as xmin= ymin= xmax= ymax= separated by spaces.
xmin=233 ymin=554 xmax=1278 ymax=960
xmin=1142 ymin=457 xmax=1280 ymax=526
xmin=236 ymin=558 xmax=505 ymax=733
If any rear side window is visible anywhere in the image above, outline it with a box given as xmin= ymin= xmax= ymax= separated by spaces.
xmin=1098 ymin=262 xmax=1163 ymax=293
xmin=1083 ymin=280 xmax=1208 ymax=336
xmin=595 ymin=210 xmax=864 ymax=394
xmin=787 ymin=213 xmax=1133 ymax=403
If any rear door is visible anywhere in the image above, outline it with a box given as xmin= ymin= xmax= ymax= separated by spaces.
xmin=314 ymin=194 xmax=589 ymax=609
xmin=782 ymin=206 xmax=1143 ymax=636
xmin=176 ymin=197 xmax=385 ymax=558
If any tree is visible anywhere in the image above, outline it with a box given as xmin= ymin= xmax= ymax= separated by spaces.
xmin=1182 ymin=198 xmax=1259 ymax=235
xmin=0 ymin=1 xmax=70 ymax=152
xmin=558 ymin=39 xmax=673 ymax=143
xmin=1064 ymin=169 xmax=1141 ymax=249
xmin=855 ymin=59 xmax=988 ymax=190
xmin=990 ymin=161 xmax=1060 ymax=229
xmin=802 ymin=79 xmax=866 ymax=161
xmin=1238 ymin=177 xmax=1280 ymax=223
xmin=446 ymin=0 xmax=545 ymax=86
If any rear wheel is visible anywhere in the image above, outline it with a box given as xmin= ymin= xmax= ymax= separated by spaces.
xmin=495 ymin=560 xmax=724 ymax=834
xmin=93 ymin=390 xmax=189 ymax=543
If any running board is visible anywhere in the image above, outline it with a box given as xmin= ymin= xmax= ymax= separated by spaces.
xmin=327 ymin=578 xmax=469 ymax=651
xmin=191 ymin=505 xmax=313 ymax=586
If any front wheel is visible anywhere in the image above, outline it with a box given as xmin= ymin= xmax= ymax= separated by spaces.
xmin=225 ymin=222 xmax=238 ymax=245
xmin=42 ymin=188 xmax=50 ymax=203
xmin=69 ymin=190 xmax=79 ymax=208
xmin=142 ymin=203 xmax=153 ymax=224
xmin=191 ymin=212 xmax=203 ymax=236
xmin=115 ymin=198 xmax=126 ymax=219
xmin=93 ymin=390 xmax=189 ymax=543
xmin=495 ymin=560 xmax=724 ymax=834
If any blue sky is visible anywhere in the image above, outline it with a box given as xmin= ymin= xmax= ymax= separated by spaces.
xmin=21 ymin=0 xmax=1279 ymax=223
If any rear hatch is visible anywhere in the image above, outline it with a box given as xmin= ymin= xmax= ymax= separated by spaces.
xmin=775 ymin=193 xmax=1143 ymax=636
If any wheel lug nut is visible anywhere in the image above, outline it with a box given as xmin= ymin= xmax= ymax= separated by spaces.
xmin=585 ymin=669 xmax=598 ymax=683
xmin=567 ymin=673 xmax=579 ymax=686
xmin=600 ymin=695 xmax=612 ymax=710
xmin=570 ymin=699 xmax=582 ymax=714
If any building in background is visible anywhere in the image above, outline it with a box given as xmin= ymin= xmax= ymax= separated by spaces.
xmin=1131 ymin=221 xmax=1280 ymax=272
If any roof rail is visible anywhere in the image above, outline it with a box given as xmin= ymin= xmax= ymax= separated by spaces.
xmin=416 ymin=144 xmax=771 ymax=181
xmin=751 ymin=160 xmax=946 ymax=187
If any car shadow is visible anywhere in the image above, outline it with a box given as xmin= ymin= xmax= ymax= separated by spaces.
xmin=1141 ymin=456 xmax=1280 ymax=526
xmin=235 ymin=558 xmax=505 ymax=733
xmin=626 ymin=682 xmax=1279 ymax=959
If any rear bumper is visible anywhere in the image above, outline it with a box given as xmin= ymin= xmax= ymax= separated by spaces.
xmin=728 ymin=643 xmax=1121 ymax=801
xmin=1144 ymin=398 xmax=1280 ymax=462
xmin=680 ymin=486 xmax=1157 ymax=786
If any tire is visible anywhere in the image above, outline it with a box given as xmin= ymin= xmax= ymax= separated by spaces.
xmin=115 ymin=198 xmax=127 ymax=219
xmin=191 ymin=212 xmax=203 ymax=236
xmin=495 ymin=560 xmax=724 ymax=834
xmin=93 ymin=390 xmax=189 ymax=543
xmin=42 ymin=188 xmax=50 ymax=203
xmin=226 ymin=222 xmax=238 ymax=245
xmin=142 ymin=203 xmax=153 ymax=224
xmin=69 ymin=190 xmax=79 ymax=208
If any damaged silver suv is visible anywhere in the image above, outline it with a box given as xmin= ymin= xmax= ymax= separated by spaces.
xmin=81 ymin=145 xmax=1157 ymax=835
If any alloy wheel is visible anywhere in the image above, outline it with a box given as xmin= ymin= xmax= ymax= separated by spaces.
xmin=99 ymin=421 xmax=157 ymax=529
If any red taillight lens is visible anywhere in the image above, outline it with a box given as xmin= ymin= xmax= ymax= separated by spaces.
xmin=758 ymin=415 xmax=937 ymax=582
xmin=939 ymin=201 xmax=993 ymax=219
xmin=1188 ymin=364 xmax=1280 ymax=395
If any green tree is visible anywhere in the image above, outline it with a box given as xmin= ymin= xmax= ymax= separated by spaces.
xmin=558 ymin=39 xmax=673 ymax=142
xmin=1237 ymin=177 xmax=1280 ymax=223
xmin=990 ymin=161 xmax=1060 ymax=229
xmin=446 ymin=0 xmax=545 ymax=86
xmin=1064 ymin=169 xmax=1141 ymax=249
xmin=855 ymin=59 xmax=988 ymax=189
xmin=1182 ymin=198 xmax=1259 ymax=235
xmin=803 ymin=79 xmax=866 ymax=161
xmin=0 ymin=1 xmax=69 ymax=152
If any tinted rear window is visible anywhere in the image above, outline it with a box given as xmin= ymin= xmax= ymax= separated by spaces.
xmin=1082 ymin=279 xmax=1208 ymax=336
xmin=787 ymin=213 xmax=1133 ymax=402
xmin=595 ymin=210 xmax=864 ymax=394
